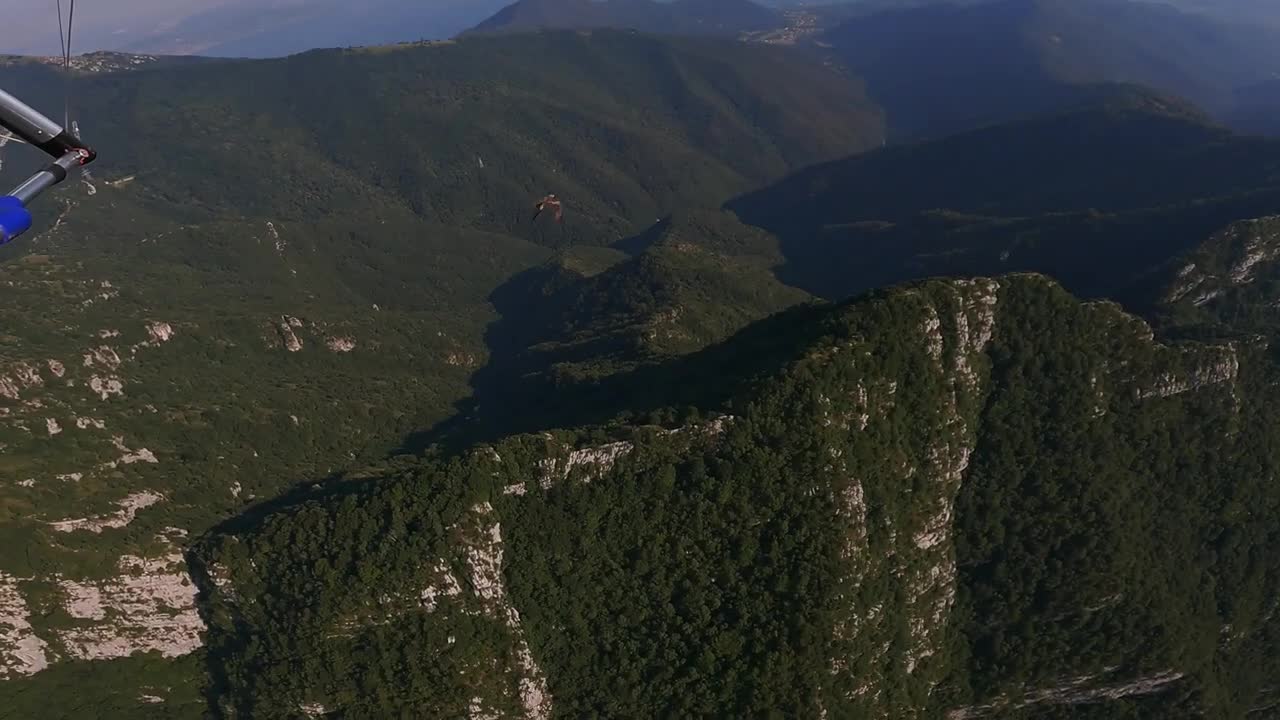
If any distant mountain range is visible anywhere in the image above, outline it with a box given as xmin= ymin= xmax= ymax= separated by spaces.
xmin=7 ymin=0 xmax=1278 ymax=147
xmin=6 ymin=0 xmax=1278 ymax=67
xmin=460 ymin=0 xmax=1280 ymax=141
xmin=3 ymin=0 xmax=784 ymax=57
xmin=817 ymin=0 xmax=1280 ymax=140
xmin=465 ymin=0 xmax=783 ymax=37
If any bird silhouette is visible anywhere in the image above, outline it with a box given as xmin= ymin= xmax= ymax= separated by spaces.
xmin=532 ymin=194 xmax=563 ymax=223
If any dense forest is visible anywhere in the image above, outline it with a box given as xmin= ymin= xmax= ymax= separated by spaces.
xmin=195 ymin=275 xmax=1280 ymax=718
xmin=0 ymin=29 xmax=880 ymax=582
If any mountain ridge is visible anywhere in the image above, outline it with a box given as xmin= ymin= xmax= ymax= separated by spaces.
xmin=466 ymin=0 xmax=784 ymax=37
xmin=0 ymin=31 xmax=884 ymax=246
xmin=727 ymin=90 xmax=1280 ymax=303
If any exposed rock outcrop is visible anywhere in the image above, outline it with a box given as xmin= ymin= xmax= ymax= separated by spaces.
xmin=947 ymin=669 xmax=1186 ymax=718
xmin=49 ymin=491 xmax=164 ymax=533
xmin=58 ymin=545 xmax=204 ymax=661
xmin=0 ymin=573 xmax=49 ymax=678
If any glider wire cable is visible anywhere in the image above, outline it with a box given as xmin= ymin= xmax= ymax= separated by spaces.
xmin=55 ymin=0 xmax=91 ymax=186
xmin=56 ymin=0 xmax=75 ymax=131
xmin=0 ymin=3 xmax=77 ymax=161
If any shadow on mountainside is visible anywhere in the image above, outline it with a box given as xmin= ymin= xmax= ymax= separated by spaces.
xmin=396 ymin=261 xmax=838 ymax=457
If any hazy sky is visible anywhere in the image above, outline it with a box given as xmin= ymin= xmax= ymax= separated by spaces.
xmin=0 ymin=0 xmax=489 ymax=56
xmin=0 ymin=0 xmax=251 ymax=54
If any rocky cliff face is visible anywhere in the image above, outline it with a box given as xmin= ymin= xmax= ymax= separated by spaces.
xmin=814 ymin=278 xmax=999 ymax=717
xmin=0 ymin=265 xmax=204 ymax=678
xmin=1157 ymin=216 xmax=1280 ymax=346
xmin=194 ymin=273 xmax=1280 ymax=718
xmin=1164 ymin=216 xmax=1280 ymax=308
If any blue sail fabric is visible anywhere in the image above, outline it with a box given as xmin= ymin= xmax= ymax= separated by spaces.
xmin=0 ymin=196 xmax=32 ymax=245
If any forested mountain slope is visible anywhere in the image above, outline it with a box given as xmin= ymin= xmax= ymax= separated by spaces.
xmin=0 ymin=31 xmax=881 ymax=247
xmin=433 ymin=208 xmax=813 ymax=445
xmin=0 ymin=32 xmax=881 ymax=716
xmin=194 ymin=273 xmax=1280 ymax=719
